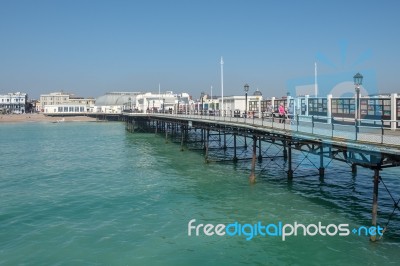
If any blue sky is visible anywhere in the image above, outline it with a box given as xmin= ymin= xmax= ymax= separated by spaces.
xmin=0 ymin=0 xmax=399 ymax=99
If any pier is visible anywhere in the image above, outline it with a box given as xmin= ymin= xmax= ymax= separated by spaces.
xmin=123 ymin=112 xmax=400 ymax=241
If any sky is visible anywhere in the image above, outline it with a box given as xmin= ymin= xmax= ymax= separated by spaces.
xmin=0 ymin=0 xmax=399 ymax=99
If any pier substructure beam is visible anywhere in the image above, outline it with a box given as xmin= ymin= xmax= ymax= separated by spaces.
xmin=258 ymin=137 xmax=262 ymax=162
xmin=249 ymin=135 xmax=257 ymax=184
xmin=287 ymin=141 xmax=293 ymax=179
xmin=371 ymin=167 xmax=380 ymax=242
xmin=233 ymin=133 xmax=238 ymax=163
xmin=155 ymin=120 xmax=158 ymax=134
xmin=319 ymin=145 xmax=325 ymax=178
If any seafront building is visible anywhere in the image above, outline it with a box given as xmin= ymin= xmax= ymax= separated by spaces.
xmin=0 ymin=92 xmax=28 ymax=114
xmin=95 ymin=92 xmax=141 ymax=114
xmin=94 ymin=91 xmax=192 ymax=114
xmin=134 ymin=92 xmax=192 ymax=113
xmin=39 ymin=92 xmax=95 ymax=114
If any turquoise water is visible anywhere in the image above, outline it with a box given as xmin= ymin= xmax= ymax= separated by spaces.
xmin=1 ymin=122 xmax=400 ymax=265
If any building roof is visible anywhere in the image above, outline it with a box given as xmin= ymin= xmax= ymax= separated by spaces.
xmin=253 ymin=89 xmax=262 ymax=96
xmin=95 ymin=92 xmax=138 ymax=106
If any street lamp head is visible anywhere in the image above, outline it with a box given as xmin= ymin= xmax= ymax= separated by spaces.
xmin=353 ymin=72 xmax=363 ymax=86
xmin=244 ymin=84 xmax=249 ymax=92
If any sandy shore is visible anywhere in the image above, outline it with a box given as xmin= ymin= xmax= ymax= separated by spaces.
xmin=0 ymin=114 xmax=99 ymax=123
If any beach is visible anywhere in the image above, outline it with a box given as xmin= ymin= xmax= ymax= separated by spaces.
xmin=0 ymin=113 xmax=98 ymax=123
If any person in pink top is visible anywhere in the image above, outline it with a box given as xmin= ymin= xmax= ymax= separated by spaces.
xmin=278 ymin=103 xmax=285 ymax=123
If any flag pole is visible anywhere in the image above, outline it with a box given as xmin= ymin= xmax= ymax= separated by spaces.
xmin=221 ymin=57 xmax=224 ymax=116
xmin=314 ymin=62 xmax=318 ymax=97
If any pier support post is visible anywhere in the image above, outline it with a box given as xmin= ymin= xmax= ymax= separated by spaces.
xmin=283 ymin=141 xmax=288 ymax=161
xmin=249 ymin=135 xmax=257 ymax=184
xmin=233 ymin=133 xmax=238 ymax=163
xmin=223 ymin=132 xmax=227 ymax=150
xmin=351 ymin=163 xmax=357 ymax=175
xmin=258 ymin=137 xmax=262 ymax=162
xmin=201 ymin=129 xmax=205 ymax=150
xmin=244 ymin=133 xmax=248 ymax=149
xmin=287 ymin=141 xmax=293 ymax=179
xmin=319 ymin=145 xmax=325 ymax=178
xmin=180 ymin=125 xmax=185 ymax=151
xmin=371 ymin=168 xmax=380 ymax=242
xmin=165 ymin=123 xmax=168 ymax=143
xmin=205 ymin=128 xmax=210 ymax=163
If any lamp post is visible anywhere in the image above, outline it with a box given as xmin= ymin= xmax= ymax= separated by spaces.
xmin=353 ymin=72 xmax=363 ymax=123
xmin=244 ymin=84 xmax=249 ymax=118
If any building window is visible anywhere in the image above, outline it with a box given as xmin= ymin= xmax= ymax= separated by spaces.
xmin=58 ymin=107 xmax=63 ymax=112
xmin=80 ymin=107 xmax=85 ymax=112
xmin=331 ymin=98 xmax=355 ymax=118
xmin=69 ymin=107 xmax=74 ymax=112
xmin=248 ymin=101 xmax=259 ymax=111
xmin=64 ymin=107 xmax=68 ymax=112
xmin=360 ymin=98 xmax=391 ymax=120
xmin=308 ymin=98 xmax=327 ymax=116
xmin=75 ymin=106 xmax=79 ymax=112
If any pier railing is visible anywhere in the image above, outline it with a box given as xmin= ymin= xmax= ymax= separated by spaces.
xmin=134 ymin=112 xmax=400 ymax=146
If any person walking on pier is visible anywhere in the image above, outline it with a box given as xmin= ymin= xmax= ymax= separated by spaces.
xmin=278 ymin=103 xmax=285 ymax=123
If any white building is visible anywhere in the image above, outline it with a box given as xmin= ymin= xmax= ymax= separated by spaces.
xmin=0 ymin=92 xmax=28 ymax=114
xmin=135 ymin=91 xmax=191 ymax=113
xmin=43 ymin=104 xmax=88 ymax=114
xmin=95 ymin=92 xmax=141 ymax=114
xmin=219 ymin=94 xmax=263 ymax=116
xmin=93 ymin=91 xmax=192 ymax=114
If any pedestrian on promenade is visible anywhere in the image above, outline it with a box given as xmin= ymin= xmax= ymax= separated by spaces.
xmin=278 ymin=103 xmax=285 ymax=123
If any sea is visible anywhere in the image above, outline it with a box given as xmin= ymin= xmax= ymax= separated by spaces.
xmin=1 ymin=121 xmax=400 ymax=265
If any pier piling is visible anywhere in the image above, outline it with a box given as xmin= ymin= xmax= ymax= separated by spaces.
xmin=371 ymin=168 xmax=380 ymax=242
xmin=288 ymin=141 xmax=293 ymax=179
xmin=319 ymin=145 xmax=325 ymax=178
xmin=249 ymin=135 xmax=257 ymax=183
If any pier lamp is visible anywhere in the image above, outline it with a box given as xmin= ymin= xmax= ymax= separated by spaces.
xmin=353 ymin=72 xmax=363 ymax=122
xmin=244 ymin=84 xmax=249 ymax=118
